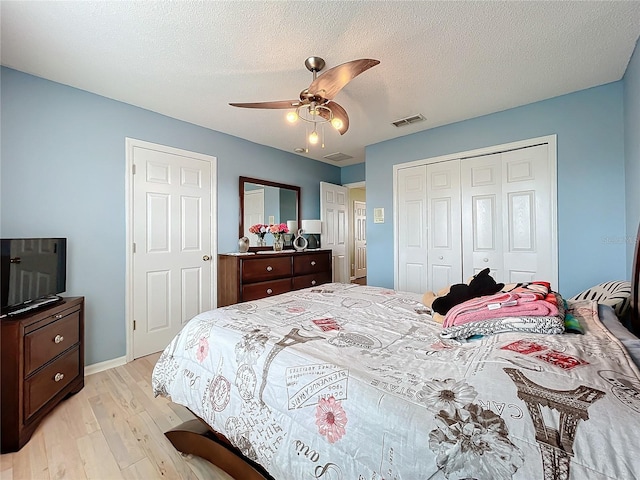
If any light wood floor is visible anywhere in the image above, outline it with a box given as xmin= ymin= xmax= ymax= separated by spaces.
xmin=0 ymin=353 xmax=234 ymax=480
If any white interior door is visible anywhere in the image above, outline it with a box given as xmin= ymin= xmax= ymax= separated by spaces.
xmin=427 ymin=160 xmax=462 ymax=292
xmin=396 ymin=165 xmax=428 ymax=293
xmin=320 ymin=182 xmax=349 ymax=283
xmin=244 ymin=189 xmax=264 ymax=246
xmin=130 ymin=140 xmax=215 ymax=359
xmin=354 ymin=200 xmax=367 ymax=279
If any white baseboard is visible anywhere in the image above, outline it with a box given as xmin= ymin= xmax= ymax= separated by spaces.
xmin=85 ymin=355 xmax=127 ymax=376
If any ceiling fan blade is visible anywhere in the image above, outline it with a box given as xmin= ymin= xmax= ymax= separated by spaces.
xmin=318 ymin=101 xmax=349 ymax=135
xmin=308 ymin=59 xmax=380 ymax=100
xmin=229 ymin=100 xmax=301 ymax=109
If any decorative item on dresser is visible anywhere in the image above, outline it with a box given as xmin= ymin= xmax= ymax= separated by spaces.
xmin=217 ymin=250 xmax=332 ymax=307
xmin=1 ymin=297 xmax=85 ymax=453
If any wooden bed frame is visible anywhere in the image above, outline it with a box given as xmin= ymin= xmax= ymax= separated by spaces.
xmin=164 ymin=222 xmax=640 ymax=480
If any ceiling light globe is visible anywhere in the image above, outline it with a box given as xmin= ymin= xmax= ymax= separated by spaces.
xmin=331 ymin=118 xmax=343 ymax=130
xmin=309 ymin=131 xmax=319 ymax=145
xmin=286 ymin=111 xmax=298 ymax=123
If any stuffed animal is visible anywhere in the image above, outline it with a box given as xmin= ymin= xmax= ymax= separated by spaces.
xmin=422 ymin=268 xmax=505 ymax=323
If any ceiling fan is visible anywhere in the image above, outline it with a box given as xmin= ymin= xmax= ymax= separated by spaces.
xmin=230 ymin=56 xmax=380 ymax=147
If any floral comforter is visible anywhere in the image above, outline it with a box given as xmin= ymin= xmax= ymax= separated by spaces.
xmin=152 ymin=283 xmax=640 ymax=479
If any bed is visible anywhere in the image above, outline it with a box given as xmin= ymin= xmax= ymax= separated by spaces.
xmin=152 ymin=224 xmax=640 ymax=480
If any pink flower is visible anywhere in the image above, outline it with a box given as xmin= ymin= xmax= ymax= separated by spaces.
xmin=268 ymin=223 xmax=289 ymax=234
xmin=315 ymin=396 xmax=347 ymax=443
xmin=196 ymin=337 xmax=209 ymax=363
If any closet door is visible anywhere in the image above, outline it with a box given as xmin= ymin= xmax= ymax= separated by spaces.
xmin=461 ymin=153 xmax=504 ymax=281
xmin=427 ymin=160 xmax=462 ymax=292
xmin=397 ymin=165 xmax=428 ymax=293
xmin=501 ymin=144 xmax=553 ymax=284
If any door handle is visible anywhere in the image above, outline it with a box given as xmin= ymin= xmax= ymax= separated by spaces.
xmin=203 ymin=255 xmax=211 ymax=261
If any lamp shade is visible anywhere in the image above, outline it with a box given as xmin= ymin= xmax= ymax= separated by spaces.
xmin=301 ymin=220 xmax=322 ymax=234
xmin=287 ymin=220 xmax=298 ymax=233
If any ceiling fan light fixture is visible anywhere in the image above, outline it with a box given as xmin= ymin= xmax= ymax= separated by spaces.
xmin=331 ymin=117 xmax=343 ymax=130
xmin=286 ymin=111 xmax=298 ymax=123
xmin=308 ymin=130 xmax=319 ymax=145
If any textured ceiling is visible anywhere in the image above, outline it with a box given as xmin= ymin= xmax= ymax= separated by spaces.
xmin=2 ymin=1 xmax=640 ymax=166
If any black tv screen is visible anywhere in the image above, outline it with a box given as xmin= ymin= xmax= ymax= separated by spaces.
xmin=0 ymin=238 xmax=67 ymax=315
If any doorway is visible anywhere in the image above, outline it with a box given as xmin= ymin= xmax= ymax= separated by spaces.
xmin=346 ymin=182 xmax=366 ymax=285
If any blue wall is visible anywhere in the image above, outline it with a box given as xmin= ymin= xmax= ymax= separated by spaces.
xmin=341 ymin=162 xmax=365 ymax=184
xmin=366 ymin=83 xmax=627 ymax=297
xmin=0 ymin=67 xmax=340 ymax=365
xmin=624 ymin=39 xmax=640 ymax=276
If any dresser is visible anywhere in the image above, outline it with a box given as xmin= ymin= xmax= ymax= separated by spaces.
xmin=218 ymin=250 xmax=332 ymax=307
xmin=1 ymin=297 xmax=85 ymax=453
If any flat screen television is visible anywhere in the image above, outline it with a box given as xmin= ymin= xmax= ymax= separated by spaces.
xmin=0 ymin=238 xmax=67 ymax=316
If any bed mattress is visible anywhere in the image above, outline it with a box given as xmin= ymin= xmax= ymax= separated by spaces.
xmin=152 ymin=283 xmax=640 ymax=479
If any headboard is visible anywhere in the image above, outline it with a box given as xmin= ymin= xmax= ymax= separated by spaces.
xmin=631 ymin=222 xmax=640 ymax=334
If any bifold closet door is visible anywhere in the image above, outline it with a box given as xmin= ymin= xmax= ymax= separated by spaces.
xmin=396 ymin=161 xmax=462 ymax=294
xmin=426 ymin=160 xmax=462 ymax=293
xmin=461 ymin=144 xmax=553 ymax=284
xmin=461 ymin=153 xmax=504 ymax=281
xmin=500 ymin=144 xmax=553 ymax=284
xmin=397 ymin=165 xmax=428 ymax=293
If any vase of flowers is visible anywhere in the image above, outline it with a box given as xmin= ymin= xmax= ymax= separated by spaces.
xmin=269 ymin=223 xmax=289 ymax=251
xmin=248 ymin=223 xmax=268 ymax=247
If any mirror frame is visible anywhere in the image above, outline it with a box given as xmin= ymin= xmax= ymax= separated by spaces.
xmin=239 ymin=176 xmax=301 ymax=240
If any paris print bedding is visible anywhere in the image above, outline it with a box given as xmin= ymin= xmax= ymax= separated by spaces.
xmin=152 ymin=283 xmax=640 ymax=479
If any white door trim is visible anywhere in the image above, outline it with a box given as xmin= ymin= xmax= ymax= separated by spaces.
xmin=125 ymin=138 xmax=217 ymax=362
xmin=393 ymin=134 xmax=557 ymax=290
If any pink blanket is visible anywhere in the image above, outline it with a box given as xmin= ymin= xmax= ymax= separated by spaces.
xmin=442 ymin=290 xmax=559 ymax=328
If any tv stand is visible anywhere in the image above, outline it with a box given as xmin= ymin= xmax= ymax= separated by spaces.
xmin=1 ymin=297 xmax=84 ymax=452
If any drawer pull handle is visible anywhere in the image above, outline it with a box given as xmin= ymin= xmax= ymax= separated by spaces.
xmin=266 ymin=288 xmax=273 ymax=295
xmin=311 ymin=261 xmax=316 ymax=266
xmin=54 ymin=334 xmax=64 ymax=344
xmin=54 ymin=314 xmax=63 ymax=319
xmin=483 ymin=258 xmax=489 ymax=263
xmin=54 ymin=373 xmax=64 ymax=382
xmin=266 ymin=266 xmax=273 ymax=272
xmin=311 ymin=280 xmax=316 ymax=286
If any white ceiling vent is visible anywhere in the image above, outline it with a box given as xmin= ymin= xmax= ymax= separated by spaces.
xmin=323 ymin=152 xmax=354 ymax=162
xmin=391 ymin=114 xmax=426 ymax=127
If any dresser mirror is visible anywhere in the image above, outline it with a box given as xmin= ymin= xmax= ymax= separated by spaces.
xmin=239 ymin=176 xmax=301 ymax=246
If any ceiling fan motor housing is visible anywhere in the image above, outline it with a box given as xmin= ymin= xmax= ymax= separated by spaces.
xmin=304 ymin=56 xmax=326 ymax=73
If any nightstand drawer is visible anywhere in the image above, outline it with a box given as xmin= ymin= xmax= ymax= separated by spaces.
xmin=292 ymin=271 xmax=332 ymax=290
xmin=24 ymin=309 xmax=80 ymax=376
xmin=24 ymin=346 xmax=80 ymax=421
xmin=242 ymin=256 xmax=291 ymax=282
xmin=293 ymin=252 xmax=331 ymax=275
xmin=242 ymin=278 xmax=292 ymax=302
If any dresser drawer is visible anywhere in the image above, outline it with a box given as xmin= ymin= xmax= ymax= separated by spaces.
xmin=242 ymin=278 xmax=292 ymax=302
xmin=24 ymin=309 xmax=81 ymax=376
xmin=242 ymin=256 xmax=291 ymax=282
xmin=292 ymin=271 xmax=332 ymax=290
xmin=293 ymin=252 xmax=332 ymax=276
xmin=24 ymin=346 xmax=80 ymax=420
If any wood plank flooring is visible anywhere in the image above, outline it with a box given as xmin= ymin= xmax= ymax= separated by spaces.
xmin=0 ymin=353 xmax=233 ymax=480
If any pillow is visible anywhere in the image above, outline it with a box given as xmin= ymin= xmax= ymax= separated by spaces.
xmin=569 ymin=281 xmax=631 ymax=318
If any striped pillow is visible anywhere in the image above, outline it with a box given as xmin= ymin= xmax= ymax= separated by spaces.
xmin=570 ymin=281 xmax=632 ymax=317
